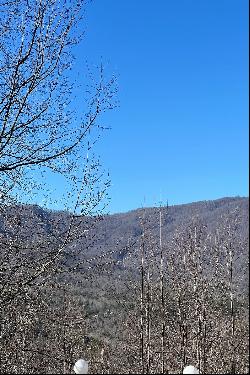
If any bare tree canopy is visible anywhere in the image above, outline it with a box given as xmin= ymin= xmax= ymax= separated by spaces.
xmin=0 ymin=0 xmax=116 ymax=202
xmin=0 ymin=0 xmax=118 ymax=307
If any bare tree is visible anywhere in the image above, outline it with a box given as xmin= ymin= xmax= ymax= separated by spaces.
xmin=0 ymin=0 xmax=116 ymax=203
xmin=0 ymin=0 xmax=117 ymax=294
xmin=0 ymin=1 xmax=118 ymax=372
xmin=113 ymin=210 xmax=248 ymax=374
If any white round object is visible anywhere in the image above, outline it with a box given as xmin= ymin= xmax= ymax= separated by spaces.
xmin=73 ymin=359 xmax=88 ymax=374
xmin=183 ymin=365 xmax=199 ymax=374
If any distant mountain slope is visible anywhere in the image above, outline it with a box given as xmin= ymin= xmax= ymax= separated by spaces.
xmin=94 ymin=196 xmax=249 ymax=250
xmin=1 ymin=196 xmax=248 ymax=292
xmin=88 ymin=197 xmax=249 ymax=288
xmin=1 ymin=196 xmax=248 ymax=254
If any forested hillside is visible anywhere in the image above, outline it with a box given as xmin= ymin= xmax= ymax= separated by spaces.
xmin=0 ymin=197 xmax=249 ymax=373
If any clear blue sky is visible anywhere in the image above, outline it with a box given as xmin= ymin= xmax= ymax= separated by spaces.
xmin=76 ymin=0 xmax=249 ymax=213
xmin=42 ymin=0 xmax=249 ymax=213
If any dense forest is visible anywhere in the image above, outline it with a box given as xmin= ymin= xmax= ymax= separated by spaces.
xmin=0 ymin=197 xmax=249 ymax=373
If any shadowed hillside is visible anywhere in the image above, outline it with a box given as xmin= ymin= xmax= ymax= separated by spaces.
xmin=1 ymin=196 xmax=248 ymax=286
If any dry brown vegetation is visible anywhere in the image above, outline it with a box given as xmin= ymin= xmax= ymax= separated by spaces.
xmin=0 ymin=201 xmax=249 ymax=374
